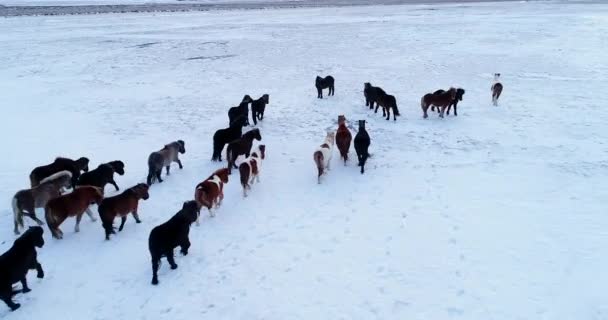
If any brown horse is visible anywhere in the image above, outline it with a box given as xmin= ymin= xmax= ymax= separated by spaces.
xmin=421 ymin=87 xmax=457 ymax=118
xmin=12 ymin=171 xmax=72 ymax=235
xmin=44 ymin=186 xmax=103 ymax=239
xmin=194 ymin=168 xmax=230 ymax=221
xmin=239 ymin=145 xmax=266 ymax=197
xmin=335 ymin=115 xmax=352 ymax=165
xmin=98 ymin=183 xmax=150 ymax=240
xmin=492 ymin=73 xmax=503 ymax=106
xmin=147 ymin=140 xmax=186 ymax=185
xmin=375 ymin=93 xmax=400 ymax=121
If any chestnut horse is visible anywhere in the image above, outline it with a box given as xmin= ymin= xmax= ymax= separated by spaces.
xmin=335 ymin=115 xmax=352 ymax=165
xmin=421 ymin=87 xmax=457 ymax=118
xmin=492 ymin=73 xmax=503 ymax=106
xmin=194 ymin=168 xmax=230 ymax=221
xmin=98 ymin=183 xmax=150 ymax=240
xmin=44 ymin=186 xmax=103 ymax=239
xmin=239 ymin=145 xmax=266 ymax=197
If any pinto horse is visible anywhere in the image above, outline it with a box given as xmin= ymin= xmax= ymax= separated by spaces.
xmin=12 ymin=170 xmax=72 ymax=235
xmin=316 ymin=75 xmax=335 ymax=99
xmin=226 ymin=128 xmax=262 ymax=174
xmin=44 ymin=186 xmax=103 ymax=239
xmin=98 ymin=183 xmax=150 ymax=240
xmin=421 ymin=87 xmax=457 ymax=118
xmin=239 ymin=145 xmax=266 ymax=197
xmin=335 ymin=115 xmax=352 ymax=165
xmin=313 ymin=131 xmax=335 ymax=184
xmin=194 ymin=168 xmax=230 ymax=220
xmin=147 ymin=140 xmax=186 ymax=186
xmin=492 ymin=73 xmax=503 ymax=106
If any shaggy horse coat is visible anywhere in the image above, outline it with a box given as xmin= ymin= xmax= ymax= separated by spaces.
xmin=492 ymin=73 xmax=503 ymax=106
xmin=12 ymin=171 xmax=72 ymax=235
xmin=30 ymin=157 xmax=89 ymax=188
xmin=77 ymin=160 xmax=125 ymax=192
xmin=335 ymin=115 xmax=352 ymax=165
xmin=238 ymin=145 xmax=266 ymax=197
xmin=354 ymin=120 xmax=371 ymax=174
xmin=251 ymin=94 xmax=269 ymax=125
xmin=433 ymin=88 xmax=465 ymax=116
xmin=313 ymin=132 xmax=335 ymax=184
xmin=228 ymin=95 xmax=253 ymax=126
xmin=98 ymin=183 xmax=149 ymax=240
xmin=212 ymin=115 xmax=246 ymax=162
xmin=148 ymin=200 xmax=200 ymax=285
xmin=375 ymin=93 xmax=400 ymax=121
xmin=147 ymin=140 xmax=185 ymax=186
xmin=364 ymin=83 xmax=386 ymax=110
xmin=194 ymin=168 xmax=230 ymax=219
xmin=316 ymin=75 xmax=335 ymax=99
xmin=0 ymin=226 xmax=44 ymax=311
xmin=226 ymin=128 xmax=262 ymax=174
xmin=44 ymin=186 xmax=103 ymax=239
xmin=421 ymin=88 xmax=457 ymax=118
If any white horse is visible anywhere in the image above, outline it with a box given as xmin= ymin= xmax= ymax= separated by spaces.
xmin=313 ymin=131 xmax=335 ymax=184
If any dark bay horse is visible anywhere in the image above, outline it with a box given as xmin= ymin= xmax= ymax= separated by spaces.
xmin=44 ymin=186 xmax=103 ymax=239
xmin=432 ymin=88 xmax=465 ymax=116
xmin=226 ymin=128 xmax=262 ymax=173
xmin=98 ymin=183 xmax=150 ymax=240
xmin=421 ymin=88 xmax=457 ymax=118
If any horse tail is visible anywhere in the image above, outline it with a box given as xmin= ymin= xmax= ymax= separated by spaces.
xmin=194 ymin=185 xmax=211 ymax=209
xmin=314 ymin=151 xmax=324 ymax=181
xmin=147 ymin=153 xmax=160 ymax=185
xmin=29 ymin=172 xmax=38 ymax=188
xmin=420 ymin=96 xmax=426 ymax=109
xmin=239 ymin=162 xmax=249 ymax=190
xmin=12 ymin=195 xmax=24 ymax=228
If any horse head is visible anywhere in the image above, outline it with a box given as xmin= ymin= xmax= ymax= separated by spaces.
xmin=25 ymin=226 xmax=45 ymax=248
xmin=364 ymin=82 xmax=371 ymax=90
xmin=215 ymin=168 xmax=230 ymax=183
xmin=448 ymin=87 xmax=457 ymax=100
xmin=182 ymin=200 xmax=200 ymax=224
xmin=241 ymin=95 xmax=253 ymax=104
xmin=133 ymin=183 xmax=150 ymax=200
xmin=253 ymin=129 xmax=262 ymax=141
xmin=338 ymin=115 xmax=346 ymax=126
xmin=77 ymin=157 xmax=90 ymax=172
xmin=262 ymin=94 xmax=269 ymax=104
xmin=177 ymin=140 xmax=186 ymax=154
xmin=110 ymin=160 xmax=125 ymax=175
xmin=358 ymin=120 xmax=366 ymax=130
xmin=456 ymin=88 xmax=465 ymax=101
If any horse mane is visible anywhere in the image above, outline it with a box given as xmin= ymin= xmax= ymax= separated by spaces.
xmin=243 ymin=128 xmax=260 ymax=138
xmin=39 ymin=170 xmax=72 ymax=185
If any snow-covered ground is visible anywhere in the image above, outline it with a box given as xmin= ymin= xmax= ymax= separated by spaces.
xmin=1 ymin=1 xmax=607 ymax=319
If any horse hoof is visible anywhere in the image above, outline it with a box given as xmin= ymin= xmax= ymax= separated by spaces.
xmin=22 ymin=288 xmax=31 ymax=294
xmin=152 ymin=279 xmax=159 ymax=285
xmin=10 ymin=303 xmax=21 ymax=311
xmin=171 ymin=264 xmax=178 ymax=270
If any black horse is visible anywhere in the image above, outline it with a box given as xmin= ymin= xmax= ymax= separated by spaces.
xmin=364 ymin=83 xmax=386 ymax=110
xmin=212 ymin=115 xmax=246 ymax=162
xmin=228 ymin=95 xmax=253 ymax=127
xmin=432 ymin=88 xmax=465 ymax=116
xmin=354 ymin=120 xmax=370 ymax=174
xmin=315 ymin=76 xmax=335 ymax=99
xmin=226 ymin=128 xmax=262 ymax=173
xmin=251 ymin=94 xmax=269 ymax=125
xmin=29 ymin=157 xmax=89 ymax=188
xmin=0 ymin=226 xmax=45 ymax=311
xmin=148 ymin=201 xmax=200 ymax=285
xmin=375 ymin=92 xmax=400 ymax=121
xmin=77 ymin=160 xmax=125 ymax=192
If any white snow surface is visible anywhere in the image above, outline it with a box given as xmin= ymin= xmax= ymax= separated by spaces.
xmin=1 ymin=2 xmax=607 ymax=319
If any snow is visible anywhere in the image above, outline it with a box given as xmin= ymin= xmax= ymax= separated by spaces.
xmin=1 ymin=1 xmax=607 ymax=319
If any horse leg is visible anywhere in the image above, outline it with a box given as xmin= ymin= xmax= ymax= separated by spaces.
xmin=74 ymin=212 xmax=83 ymax=233
xmin=110 ymin=179 xmax=119 ymax=191
xmin=118 ymin=216 xmax=127 ymax=232
xmin=385 ymin=108 xmax=390 ymax=120
xmin=167 ymin=250 xmax=178 ymax=270
xmin=0 ymin=290 xmax=20 ymax=311
xmin=36 ymin=262 xmax=44 ymax=279
xmin=85 ymin=208 xmax=97 ymax=222
xmin=27 ymin=212 xmax=44 ymax=226
xmin=151 ymin=256 xmax=160 ymax=285
xmin=176 ymin=159 xmax=183 ymax=169
xmin=165 ymin=165 xmax=171 ymax=176
xmin=132 ymin=210 xmax=142 ymax=224
xmin=330 ymin=85 xmax=334 ymax=96
xmin=374 ymin=104 xmax=380 ymax=114
xmin=20 ymin=277 xmax=30 ymax=293
xmin=156 ymin=170 xmax=163 ymax=183
xmin=180 ymin=236 xmax=191 ymax=255
xmin=317 ymin=87 xmax=322 ymax=99
xmin=369 ymin=101 xmax=374 ymax=110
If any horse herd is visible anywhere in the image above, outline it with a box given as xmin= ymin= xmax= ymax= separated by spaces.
xmin=0 ymin=73 xmax=504 ymax=311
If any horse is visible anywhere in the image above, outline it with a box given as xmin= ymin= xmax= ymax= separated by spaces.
xmin=239 ymin=145 xmax=266 ymax=197
xmin=147 ymin=140 xmax=186 ymax=186
xmin=313 ymin=131 xmax=335 ymax=184
xmin=98 ymin=183 xmax=149 ymax=240
xmin=194 ymin=168 xmax=230 ymax=220
xmin=226 ymin=128 xmax=262 ymax=174
xmin=354 ymin=120 xmax=371 ymax=174
xmin=44 ymin=186 xmax=103 ymax=239
xmin=148 ymin=200 xmax=200 ymax=285
xmin=212 ymin=115 xmax=246 ymax=162
xmin=364 ymin=82 xmax=386 ymax=110
xmin=432 ymin=88 xmax=465 ymax=116
xmin=375 ymin=92 xmax=400 ymax=121
xmin=421 ymin=87 xmax=457 ymax=118
xmin=12 ymin=171 xmax=72 ymax=235
xmin=492 ymin=73 xmax=503 ymax=106
xmin=30 ymin=157 xmax=89 ymax=188
xmin=315 ymin=75 xmax=335 ymax=99
xmin=251 ymin=94 xmax=270 ymax=126
xmin=0 ymin=226 xmax=45 ymax=311
xmin=77 ymin=160 xmax=125 ymax=192
xmin=228 ymin=95 xmax=253 ymax=127
xmin=335 ymin=115 xmax=352 ymax=165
